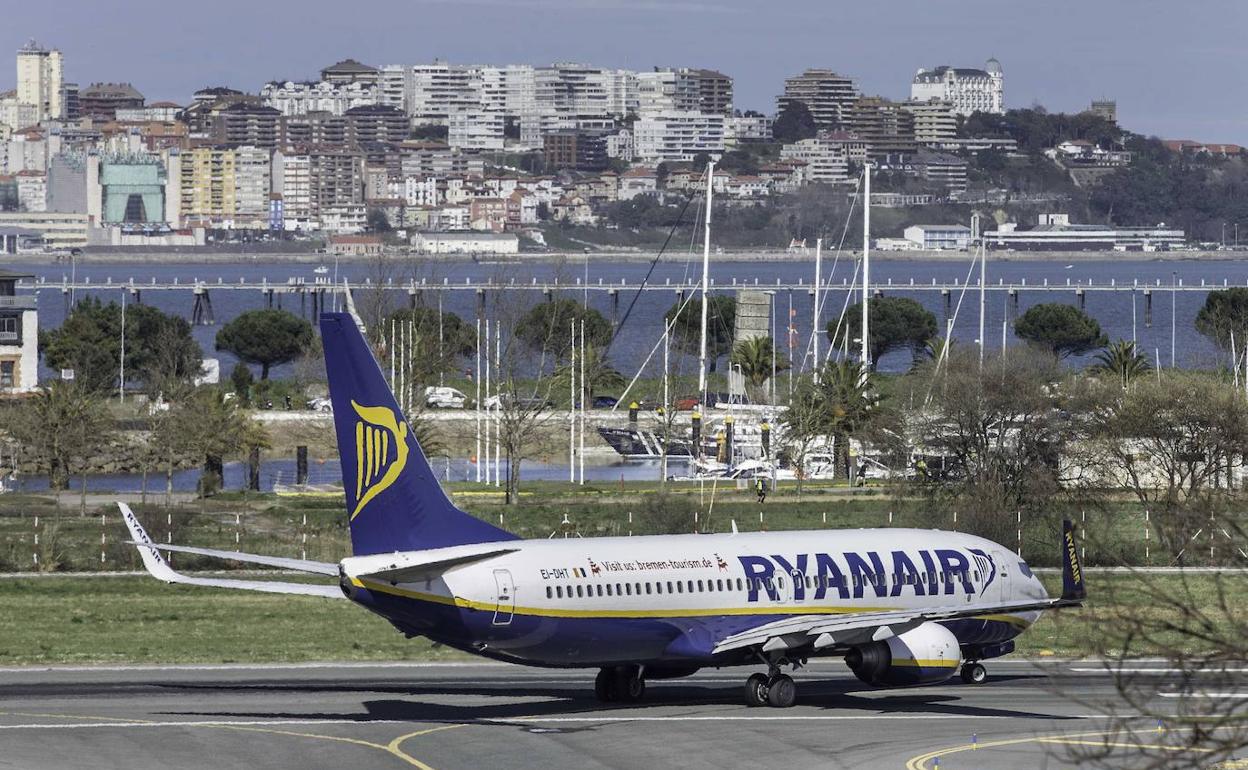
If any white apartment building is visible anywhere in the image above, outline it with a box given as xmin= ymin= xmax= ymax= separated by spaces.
xmin=636 ymin=70 xmax=700 ymax=116
xmin=0 ymin=97 xmax=38 ymax=132
xmin=321 ymin=204 xmax=367 ymax=234
xmin=725 ymin=114 xmax=773 ymax=146
xmin=408 ymin=62 xmax=480 ymax=124
xmin=534 ymin=64 xmax=633 ymax=121
xmin=261 ymin=80 xmax=377 ymax=116
xmin=233 ymin=146 xmax=272 ymax=223
xmin=605 ymin=129 xmax=633 ymax=161
xmin=16 ymin=41 xmax=63 ymax=122
xmin=377 ymin=64 xmax=410 ymax=112
xmin=0 ymin=267 xmax=38 ymax=394
xmin=904 ymin=224 xmax=971 ymax=251
xmin=633 ymin=111 xmax=725 ymax=162
xmin=274 ymin=152 xmax=313 ymax=223
xmin=448 ymin=109 xmax=505 ymax=151
xmin=780 ymin=135 xmax=851 ymax=184
xmin=910 ymin=59 xmax=1004 ymax=117
xmin=15 ymin=171 xmax=46 ymax=212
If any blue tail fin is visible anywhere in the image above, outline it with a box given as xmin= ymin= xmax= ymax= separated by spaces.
xmin=319 ymin=311 xmax=518 ymax=556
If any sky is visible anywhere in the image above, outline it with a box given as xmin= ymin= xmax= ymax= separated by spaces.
xmin=6 ymin=0 xmax=1247 ymax=141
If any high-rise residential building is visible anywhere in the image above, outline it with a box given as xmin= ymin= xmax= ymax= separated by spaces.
xmin=910 ymin=59 xmax=1004 ymax=117
xmin=377 ymin=65 xmax=410 ymax=112
xmin=637 ymin=69 xmax=701 ymax=116
xmin=408 ymin=61 xmax=480 ymax=125
xmin=233 ymin=146 xmax=272 ymax=223
xmin=16 ymin=41 xmax=63 ymax=122
xmin=210 ymin=103 xmax=281 ymax=148
xmin=448 ymin=109 xmax=505 ymax=151
xmin=903 ymin=100 xmax=958 ymax=144
xmin=691 ymin=69 xmax=733 ymax=116
xmin=60 ymin=82 xmax=80 ymax=120
xmin=846 ymin=97 xmax=917 ymax=158
xmin=633 ymin=111 xmax=725 ymax=162
xmin=80 ymin=83 xmax=144 ymax=121
xmin=543 ymin=131 xmax=609 ymax=171
xmin=535 ymin=64 xmax=633 ymax=122
xmin=273 ymin=151 xmax=313 ymax=222
xmin=343 ymin=104 xmax=409 ymax=145
xmin=777 ymin=69 xmax=859 ymax=129
xmin=180 ymin=146 xmax=236 ymax=222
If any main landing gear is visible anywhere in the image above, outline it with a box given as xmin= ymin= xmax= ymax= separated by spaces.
xmin=960 ymin=661 xmax=987 ymax=684
xmin=595 ymin=665 xmax=646 ymax=703
xmin=744 ymin=665 xmax=798 ymax=708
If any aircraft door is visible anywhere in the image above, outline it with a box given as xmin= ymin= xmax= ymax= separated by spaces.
xmin=492 ymin=569 xmax=515 ymax=626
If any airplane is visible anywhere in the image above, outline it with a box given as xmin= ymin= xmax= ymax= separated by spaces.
xmin=119 ymin=310 xmax=1087 ymax=708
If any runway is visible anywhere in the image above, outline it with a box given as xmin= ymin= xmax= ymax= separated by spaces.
xmin=0 ymin=661 xmax=1224 ymax=769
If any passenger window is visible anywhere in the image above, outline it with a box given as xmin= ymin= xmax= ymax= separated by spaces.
xmin=556 ymin=586 xmax=563 ymax=598
xmin=667 ymin=581 xmax=674 ymax=593
xmin=717 ymin=579 xmax=724 ymax=591
xmin=686 ymin=580 xmax=694 ymax=593
xmin=645 ymin=583 xmax=652 ymax=595
xmin=576 ymin=585 xmax=583 ymax=598
xmin=676 ymin=582 xmax=683 ymax=594
xmin=546 ymin=586 xmax=552 ymax=599
xmin=606 ymin=584 xmax=613 ymax=596
xmin=597 ymin=585 xmax=603 ymax=597
xmin=697 ymin=580 xmax=704 ymax=592
xmin=656 ymin=582 xmax=663 ymax=594
xmin=625 ymin=584 xmax=632 ymax=596
xmin=635 ymin=583 xmax=641 ymax=596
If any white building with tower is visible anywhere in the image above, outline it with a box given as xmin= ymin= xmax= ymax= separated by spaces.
xmin=910 ymin=59 xmax=1004 ymax=117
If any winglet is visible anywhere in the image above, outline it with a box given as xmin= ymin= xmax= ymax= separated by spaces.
xmin=1061 ymin=519 xmax=1086 ymax=602
xmin=118 ymin=502 xmax=179 ymax=583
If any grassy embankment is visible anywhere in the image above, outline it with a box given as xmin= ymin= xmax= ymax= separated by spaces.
xmin=0 ymin=571 xmax=1239 ymax=666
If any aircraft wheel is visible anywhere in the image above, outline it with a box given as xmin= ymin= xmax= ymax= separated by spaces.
xmin=615 ymin=667 xmax=645 ymax=702
xmin=766 ymin=674 xmax=797 ymax=708
xmin=594 ymin=668 xmax=615 ymax=702
xmin=744 ymin=673 xmax=769 ymax=707
xmin=960 ymin=662 xmax=987 ymax=685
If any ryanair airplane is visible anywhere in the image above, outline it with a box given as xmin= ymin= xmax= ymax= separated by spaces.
xmin=120 ymin=311 xmax=1087 ymax=708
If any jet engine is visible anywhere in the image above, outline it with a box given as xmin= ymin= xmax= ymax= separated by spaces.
xmin=845 ymin=622 xmax=961 ymax=686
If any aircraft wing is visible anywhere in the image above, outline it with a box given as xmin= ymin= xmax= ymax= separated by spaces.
xmin=126 ymin=541 xmax=338 ymax=576
xmin=712 ymin=596 xmax=1077 ymax=655
xmin=119 ymin=502 xmax=344 ymax=599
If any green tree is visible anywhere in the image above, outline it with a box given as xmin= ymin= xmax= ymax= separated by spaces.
xmin=2 ymin=382 xmax=112 ymax=500
xmin=730 ymin=336 xmax=789 ymax=400
xmin=514 ymin=299 xmax=612 ymax=359
xmin=229 ymin=362 xmax=254 ymax=404
xmin=665 ymin=295 xmax=737 ymax=370
xmin=1093 ymin=339 xmax=1151 ymax=389
xmin=1014 ymin=303 xmax=1107 ymax=358
xmin=42 ymin=298 xmax=202 ymax=394
xmin=385 ymin=306 xmax=476 ymax=383
xmin=772 ymin=101 xmax=819 ymax=143
xmin=1195 ymin=287 xmax=1248 ymax=352
xmin=366 ymin=207 xmax=392 ymax=233
xmin=553 ymin=344 xmax=626 ymax=402
xmin=215 ymin=309 xmax=315 ymax=379
xmin=829 ymin=297 xmax=939 ymax=367
xmin=782 ymin=360 xmax=882 ymax=481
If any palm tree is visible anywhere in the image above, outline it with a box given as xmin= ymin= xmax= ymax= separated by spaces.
xmin=784 ymin=361 xmax=879 ymax=483
xmin=924 ymin=336 xmax=955 ymax=363
xmin=1094 ymin=340 xmax=1151 ymax=389
xmin=730 ymin=336 xmax=790 ymax=401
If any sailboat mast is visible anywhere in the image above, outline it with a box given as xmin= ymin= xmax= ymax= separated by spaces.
xmin=861 ymin=162 xmax=871 ymax=369
xmin=698 ymin=160 xmax=714 ymax=403
xmin=813 ymin=237 xmax=822 ymax=370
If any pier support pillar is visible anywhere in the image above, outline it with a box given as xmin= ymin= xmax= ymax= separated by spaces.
xmin=1008 ymin=289 xmax=1019 ymax=319
xmin=129 ymin=287 xmax=141 ymax=304
xmin=191 ymin=287 xmax=215 ymax=326
xmin=609 ymin=288 xmax=619 ymax=330
xmin=941 ymin=288 xmax=951 ymax=321
xmin=1144 ymin=289 xmax=1153 ymax=327
xmin=296 ymin=446 xmax=308 ymax=486
xmin=408 ymin=287 xmax=418 ymax=309
xmin=1076 ymin=288 xmax=1086 ymax=310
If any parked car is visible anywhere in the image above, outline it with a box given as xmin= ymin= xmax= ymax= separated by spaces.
xmin=425 ymin=386 xmax=468 ymax=409
xmin=307 ymin=396 xmax=333 ymax=413
xmin=482 ymin=394 xmax=555 ymax=410
xmin=592 ymin=395 xmax=619 ymax=409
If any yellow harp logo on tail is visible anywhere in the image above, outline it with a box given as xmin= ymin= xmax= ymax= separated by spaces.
xmin=350 ymin=400 xmax=409 ymax=520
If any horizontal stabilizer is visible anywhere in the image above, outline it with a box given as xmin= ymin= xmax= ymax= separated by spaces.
xmin=119 ymin=503 xmax=343 ymax=599
xmin=343 ymin=544 xmax=519 ymax=585
xmin=125 ymin=541 xmax=337 ymax=576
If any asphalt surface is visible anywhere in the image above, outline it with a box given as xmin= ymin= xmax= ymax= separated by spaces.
xmin=0 ymin=660 xmax=1226 ymax=770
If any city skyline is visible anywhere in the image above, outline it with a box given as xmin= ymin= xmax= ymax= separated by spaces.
xmin=4 ymin=0 xmax=1246 ymax=142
